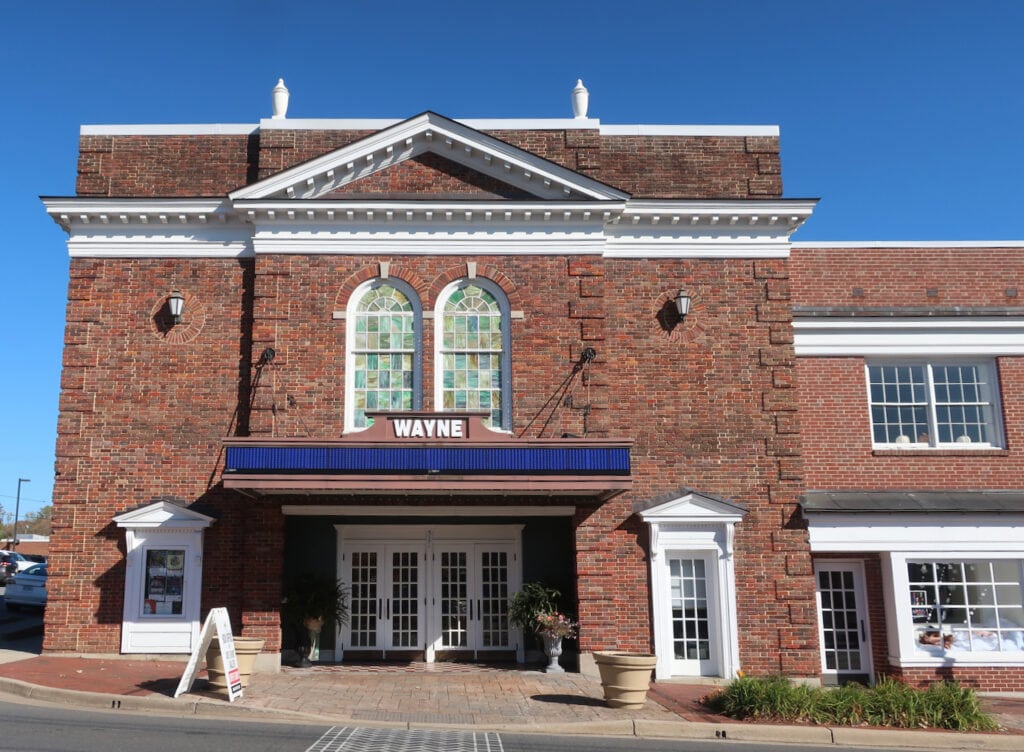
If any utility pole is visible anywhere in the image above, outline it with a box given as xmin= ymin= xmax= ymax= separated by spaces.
xmin=12 ymin=478 xmax=29 ymax=551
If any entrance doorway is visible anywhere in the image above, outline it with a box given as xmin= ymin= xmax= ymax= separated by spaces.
xmin=338 ymin=525 xmax=522 ymax=663
xmin=662 ymin=552 xmax=719 ymax=677
xmin=814 ymin=560 xmax=873 ymax=685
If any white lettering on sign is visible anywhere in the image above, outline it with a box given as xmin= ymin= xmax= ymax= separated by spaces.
xmin=393 ymin=418 xmax=465 ymax=439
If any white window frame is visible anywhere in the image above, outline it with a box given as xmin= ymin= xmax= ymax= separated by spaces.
xmin=888 ymin=552 xmax=1024 ymax=667
xmin=865 ymin=359 xmax=1004 ymax=449
xmin=344 ymin=278 xmax=423 ymax=432
xmin=433 ymin=278 xmax=512 ymax=432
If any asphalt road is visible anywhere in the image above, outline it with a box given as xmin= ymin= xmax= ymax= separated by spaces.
xmin=0 ymin=696 xmax=916 ymax=752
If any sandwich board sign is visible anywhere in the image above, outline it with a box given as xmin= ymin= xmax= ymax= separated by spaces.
xmin=174 ymin=607 xmax=243 ymax=701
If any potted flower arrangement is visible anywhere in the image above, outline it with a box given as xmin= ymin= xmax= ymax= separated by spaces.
xmin=534 ymin=611 xmax=579 ymax=673
xmin=282 ymin=573 xmax=349 ymax=667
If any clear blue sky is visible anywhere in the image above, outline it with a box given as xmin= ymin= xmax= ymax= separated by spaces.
xmin=2 ymin=1 xmax=1022 ymax=517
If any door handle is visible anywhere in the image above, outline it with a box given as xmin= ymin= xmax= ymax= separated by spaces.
xmin=468 ymin=599 xmax=473 ymax=620
xmin=860 ymin=620 xmax=866 ymax=641
xmin=378 ymin=598 xmax=383 ymax=619
xmin=387 ymin=599 xmax=391 ymax=620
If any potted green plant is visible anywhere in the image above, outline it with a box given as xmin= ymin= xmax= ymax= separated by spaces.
xmin=282 ymin=573 xmax=349 ymax=667
xmin=509 ymin=582 xmax=563 ymax=665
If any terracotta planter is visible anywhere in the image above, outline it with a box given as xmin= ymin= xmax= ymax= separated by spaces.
xmin=206 ymin=636 xmax=266 ymax=695
xmin=593 ymin=651 xmax=657 ymax=709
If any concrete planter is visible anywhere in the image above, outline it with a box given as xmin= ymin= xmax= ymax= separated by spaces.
xmin=594 ymin=651 xmax=657 ymax=709
xmin=206 ymin=636 xmax=266 ymax=695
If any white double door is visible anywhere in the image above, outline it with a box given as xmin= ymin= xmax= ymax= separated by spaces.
xmin=338 ymin=525 xmax=522 ymax=662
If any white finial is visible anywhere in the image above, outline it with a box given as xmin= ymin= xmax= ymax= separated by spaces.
xmin=272 ymin=79 xmax=290 ymax=119
xmin=571 ymin=79 xmax=589 ymax=119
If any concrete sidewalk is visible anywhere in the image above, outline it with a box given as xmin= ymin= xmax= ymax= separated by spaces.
xmin=0 ymin=644 xmax=1021 ymax=749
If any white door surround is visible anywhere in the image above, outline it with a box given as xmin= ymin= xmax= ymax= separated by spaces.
xmin=114 ymin=501 xmax=214 ymax=654
xmin=336 ymin=524 xmax=523 ymax=663
xmin=639 ymin=491 xmax=744 ymax=680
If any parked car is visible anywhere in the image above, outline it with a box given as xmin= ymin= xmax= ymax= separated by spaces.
xmin=0 ymin=551 xmax=32 ymax=584
xmin=4 ymin=563 xmax=47 ymax=610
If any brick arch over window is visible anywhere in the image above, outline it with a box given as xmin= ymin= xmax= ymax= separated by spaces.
xmin=433 ymin=276 xmax=512 ymax=431
xmin=335 ymin=264 xmax=428 ymax=310
xmin=426 ymin=264 xmax=522 ymax=311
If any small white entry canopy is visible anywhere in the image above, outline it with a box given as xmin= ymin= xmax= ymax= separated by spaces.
xmin=115 ymin=501 xmax=215 ymax=654
xmin=114 ymin=500 xmax=216 ymax=531
xmin=637 ymin=489 xmax=745 ymax=680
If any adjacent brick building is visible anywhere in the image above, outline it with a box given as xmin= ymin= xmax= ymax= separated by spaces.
xmin=42 ymin=83 xmax=1024 ymax=689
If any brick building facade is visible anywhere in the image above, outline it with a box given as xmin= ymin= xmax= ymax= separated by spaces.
xmin=41 ymin=85 xmax=1024 ymax=689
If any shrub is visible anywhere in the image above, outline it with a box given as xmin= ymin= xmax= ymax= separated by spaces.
xmin=704 ymin=676 xmax=1000 ymax=732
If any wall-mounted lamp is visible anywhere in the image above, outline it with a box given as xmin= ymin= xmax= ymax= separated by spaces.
xmin=674 ymin=289 xmax=692 ymax=320
xmin=168 ymin=290 xmax=185 ymax=324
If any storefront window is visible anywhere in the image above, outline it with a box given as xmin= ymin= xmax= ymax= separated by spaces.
xmin=143 ymin=549 xmax=185 ymax=617
xmin=907 ymin=559 xmax=1024 ymax=653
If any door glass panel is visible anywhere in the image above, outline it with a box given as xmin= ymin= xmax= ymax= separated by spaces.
xmin=818 ymin=567 xmax=863 ymax=672
xmin=349 ymin=551 xmax=378 ymax=647
xmin=142 ymin=549 xmax=185 ymax=617
xmin=390 ymin=551 xmax=419 ymax=648
xmin=478 ymin=550 xmax=509 ymax=648
xmin=669 ymin=556 xmax=710 ymax=661
xmin=440 ymin=551 xmax=469 ymax=648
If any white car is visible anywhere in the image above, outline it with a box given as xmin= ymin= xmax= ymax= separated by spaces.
xmin=5 ymin=563 xmax=47 ymax=610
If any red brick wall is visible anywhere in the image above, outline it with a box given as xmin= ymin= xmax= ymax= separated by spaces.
xmin=325 ymin=153 xmax=534 ymax=199
xmin=47 ymin=256 xmax=285 ymax=652
xmin=76 ymin=127 xmax=779 ymax=201
xmin=791 ymin=246 xmax=1024 ymax=490
xmin=76 ymin=135 xmax=254 ymax=197
xmin=791 ymin=246 xmax=1024 ymax=308
xmin=598 ymin=136 xmax=782 ymax=198
xmin=795 ymin=246 xmax=1024 ymax=689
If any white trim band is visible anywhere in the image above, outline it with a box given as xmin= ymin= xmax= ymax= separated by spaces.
xmin=793 ymin=317 xmax=1024 ymax=356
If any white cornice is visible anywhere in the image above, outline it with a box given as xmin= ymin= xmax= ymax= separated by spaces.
xmin=230 ymin=112 xmax=628 ymax=202
xmin=605 ymin=199 xmax=816 ymax=258
xmin=43 ymin=198 xmax=241 ymax=232
xmin=80 ymin=124 xmax=257 ymax=135
xmin=260 ymin=117 xmax=603 ymax=131
xmin=793 ymin=317 xmax=1024 ymax=356
xmin=600 ymin=124 xmax=778 ymax=137
xmin=80 ymin=120 xmax=778 ymax=138
xmin=242 ymin=200 xmax=615 ymax=255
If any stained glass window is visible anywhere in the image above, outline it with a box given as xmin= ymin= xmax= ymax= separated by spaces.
xmin=351 ymin=283 xmax=418 ymax=429
xmin=439 ymin=283 xmax=507 ymax=429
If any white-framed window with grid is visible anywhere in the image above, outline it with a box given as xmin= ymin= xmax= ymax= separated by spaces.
xmin=906 ymin=559 xmax=1024 ymax=655
xmin=865 ymin=360 xmax=1003 ymax=448
xmin=345 ymin=279 xmax=422 ymax=431
xmin=434 ymin=279 xmax=511 ymax=431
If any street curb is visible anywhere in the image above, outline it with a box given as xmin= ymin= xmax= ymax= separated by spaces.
xmin=0 ymin=676 xmax=1020 ymax=750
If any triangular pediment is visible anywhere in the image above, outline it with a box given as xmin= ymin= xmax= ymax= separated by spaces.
xmin=113 ymin=500 xmax=215 ymax=530
xmin=230 ymin=111 xmax=629 ymax=202
xmin=636 ymin=488 xmax=746 ymax=522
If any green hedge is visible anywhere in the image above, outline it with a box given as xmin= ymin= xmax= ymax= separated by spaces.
xmin=703 ymin=676 xmax=999 ymax=731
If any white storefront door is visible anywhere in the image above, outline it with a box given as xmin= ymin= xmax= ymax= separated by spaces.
xmin=432 ymin=542 xmax=515 ymax=660
xmin=344 ymin=543 xmax=426 ymax=657
xmin=814 ymin=560 xmax=873 ymax=685
xmin=664 ymin=552 xmax=718 ymax=676
xmin=338 ymin=525 xmax=521 ymax=662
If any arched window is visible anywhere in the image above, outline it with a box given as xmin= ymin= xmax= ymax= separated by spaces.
xmin=346 ymin=280 xmax=421 ymax=430
xmin=435 ymin=279 xmax=511 ymax=431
